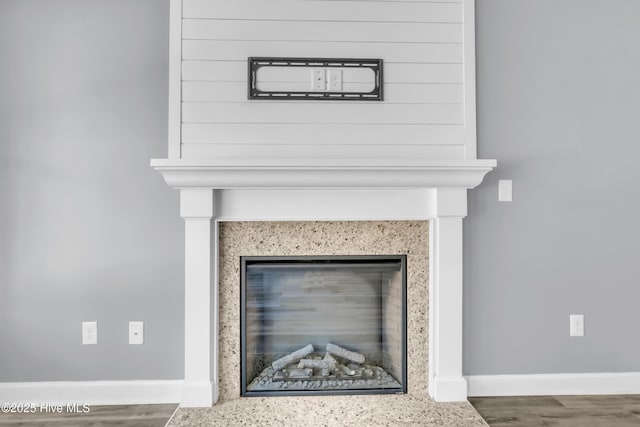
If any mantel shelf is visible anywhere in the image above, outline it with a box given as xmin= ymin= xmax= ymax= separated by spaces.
xmin=150 ymin=159 xmax=497 ymax=190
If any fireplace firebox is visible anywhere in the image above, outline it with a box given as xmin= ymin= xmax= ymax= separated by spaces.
xmin=240 ymin=256 xmax=407 ymax=396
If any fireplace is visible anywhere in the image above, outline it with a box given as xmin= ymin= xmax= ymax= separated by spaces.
xmin=148 ymin=176 xmax=496 ymax=407
xmin=152 ymin=0 xmax=496 ymax=409
xmin=241 ymin=256 xmax=407 ymax=396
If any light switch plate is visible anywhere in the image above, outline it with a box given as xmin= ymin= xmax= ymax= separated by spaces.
xmin=498 ymin=179 xmax=512 ymax=202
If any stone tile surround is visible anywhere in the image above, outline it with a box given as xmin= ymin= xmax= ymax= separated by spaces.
xmin=218 ymin=220 xmax=429 ymax=401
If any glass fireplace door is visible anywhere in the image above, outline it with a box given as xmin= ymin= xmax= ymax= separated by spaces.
xmin=241 ymin=256 xmax=407 ymax=396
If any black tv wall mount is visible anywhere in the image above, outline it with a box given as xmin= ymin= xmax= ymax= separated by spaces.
xmin=248 ymin=57 xmax=383 ymax=101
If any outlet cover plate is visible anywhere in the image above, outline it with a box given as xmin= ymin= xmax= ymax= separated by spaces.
xmin=569 ymin=314 xmax=584 ymax=337
xmin=82 ymin=321 xmax=97 ymax=345
xmin=129 ymin=321 xmax=144 ymax=345
xmin=498 ymin=179 xmax=513 ymax=202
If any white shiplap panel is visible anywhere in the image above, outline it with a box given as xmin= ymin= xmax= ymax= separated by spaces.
xmin=183 ymin=0 xmax=463 ymax=23
xmin=181 ymin=123 xmax=465 ymax=145
xmin=168 ymin=0 xmax=182 ymax=159
xmin=179 ymin=0 xmax=469 ymax=162
xmin=182 ymin=102 xmax=463 ymax=124
xmin=182 ymin=61 xmax=463 ymax=84
xmin=386 ymin=63 xmax=462 ymax=84
xmin=464 ymin=0 xmax=476 ymax=159
xmin=182 ymin=20 xmax=463 ymax=44
xmin=182 ymin=82 xmax=464 ymax=104
xmin=180 ymin=143 xmax=465 ymax=160
xmin=182 ymin=40 xmax=463 ymax=63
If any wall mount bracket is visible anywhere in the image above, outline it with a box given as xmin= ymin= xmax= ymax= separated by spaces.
xmin=248 ymin=57 xmax=383 ymax=101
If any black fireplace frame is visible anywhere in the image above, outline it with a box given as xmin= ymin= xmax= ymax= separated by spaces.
xmin=240 ymin=255 xmax=408 ymax=397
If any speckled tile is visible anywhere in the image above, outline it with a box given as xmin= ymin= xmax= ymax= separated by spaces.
xmin=218 ymin=221 xmax=429 ymax=401
xmin=167 ymin=394 xmax=488 ymax=427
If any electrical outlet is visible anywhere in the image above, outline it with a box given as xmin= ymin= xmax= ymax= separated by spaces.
xmin=569 ymin=314 xmax=584 ymax=337
xmin=310 ymin=69 xmax=326 ymax=91
xmin=129 ymin=321 xmax=144 ymax=345
xmin=82 ymin=321 xmax=97 ymax=345
xmin=327 ymin=68 xmax=343 ymax=91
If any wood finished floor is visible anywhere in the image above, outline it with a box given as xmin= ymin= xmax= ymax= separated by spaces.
xmin=2 ymin=397 xmax=640 ymax=426
xmin=0 ymin=404 xmax=177 ymax=427
xmin=470 ymin=395 xmax=640 ymax=427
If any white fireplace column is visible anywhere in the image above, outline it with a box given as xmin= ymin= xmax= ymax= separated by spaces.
xmin=428 ymin=188 xmax=468 ymax=402
xmin=180 ymin=188 xmax=217 ymax=407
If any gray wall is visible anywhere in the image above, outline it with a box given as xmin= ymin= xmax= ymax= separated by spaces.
xmin=2 ymin=0 xmax=638 ymax=384
xmin=465 ymin=0 xmax=640 ymax=374
xmin=0 ymin=0 xmax=184 ymax=381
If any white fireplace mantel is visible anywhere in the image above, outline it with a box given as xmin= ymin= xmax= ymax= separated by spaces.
xmin=150 ymin=159 xmax=496 ymax=190
xmin=151 ymin=158 xmax=496 ymax=407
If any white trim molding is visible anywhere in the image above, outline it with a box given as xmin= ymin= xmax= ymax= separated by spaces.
xmin=428 ymin=188 xmax=468 ymax=402
xmin=167 ymin=0 xmax=182 ymax=159
xmin=0 ymin=381 xmax=181 ymax=405
xmin=467 ymin=373 xmax=640 ymax=397
xmin=463 ymin=0 xmax=478 ymax=160
xmin=150 ymin=159 xmax=496 ymax=190
xmin=180 ymin=189 xmax=218 ymax=408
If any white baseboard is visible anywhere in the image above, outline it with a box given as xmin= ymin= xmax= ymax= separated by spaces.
xmin=180 ymin=380 xmax=216 ymax=408
xmin=467 ymin=372 xmax=640 ymax=397
xmin=0 ymin=380 xmax=182 ymax=405
xmin=430 ymin=376 xmax=468 ymax=402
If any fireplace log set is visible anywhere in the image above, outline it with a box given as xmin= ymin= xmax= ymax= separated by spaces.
xmin=248 ymin=343 xmax=400 ymax=392
xmin=273 ymin=343 xmax=367 ymax=380
xmin=271 ymin=344 xmax=314 ymax=371
xmin=326 ymin=343 xmax=365 ymax=364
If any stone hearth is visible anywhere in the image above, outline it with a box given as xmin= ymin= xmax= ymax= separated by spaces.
xmin=167 ymin=394 xmax=489 ymax=427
